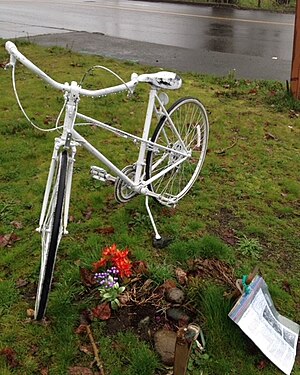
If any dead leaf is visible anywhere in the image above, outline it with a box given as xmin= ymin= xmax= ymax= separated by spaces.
xmin=132 ymin=260 xmax=148 ymax=276
xmin=175 ymin=268 xmax=188 ymax=285
xmin=0 ymin=348 xmax=19 ymax=368
xmin=26 ymin=308 xmax=35 ymax=318
xmin=79 ymin=344 xmax=94 ymax=356
xmin=161 ymin=280 xmax=177 ymax=291
xmin=282 ymin=280 xmax=292 ymax=295
xmin=140 ymin=278 xmax=154 ymax=292
xmin=10 ymin=221 xmax=23 ymax=229
xmin=68 ymin=366 xmax=94 ymax=375
xmin=30 ymin=345 xmax=38 ymax=356
xmin=118 ymin=291 xmax=130 ymax=305
xmin=256 ymin=359 xmax=268 ymax=370
xmin=92 ymin=303 xmax=111 ymax=320
xmin=161 ymin=208 xmax=177 ymax=217
xmin=95 ymin=226 xmax=115 ymax=235
xmin=80 ymin=267 xmax=97 ymax=287
xmin=248 ymin=88 xmax=258 ymax=95
xmin=79 ymin=309 xmax=93 ymax=327
xmin=219 ymin=228 xmax=238 ymax=246
xmin=264 ymin=132 xmax=277 ymax=141
xmin=75 ymin=324 xmax=87 ymax=335
xmin=0 ymin=234 xmax=10 ymax=247
xmin=289 ymin=109 xmax=299 ymax=118
xmin=187 ymin=258 xmax=236 ymax=291
xmin=16 ymin=279 xmax=29 ymax=288
xmin=41 ymin=368 xmax=49 ymax=375
xmin=0 ymin=233 xmax=21 ymax=248
xmin=83 ymin=207 xmax=93 ymax=220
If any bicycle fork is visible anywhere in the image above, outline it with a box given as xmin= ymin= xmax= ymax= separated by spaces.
xmin=36 ymin=139 xmax=76 ymax=236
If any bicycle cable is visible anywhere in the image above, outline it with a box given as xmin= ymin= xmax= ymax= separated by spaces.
xmin=12 ymin=64 xmax=65 ymax=132
xmin=80 ymin=65 xmax=134 ymax=94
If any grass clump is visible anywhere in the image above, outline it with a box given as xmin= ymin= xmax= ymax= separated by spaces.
xmin=168 ymin=235 xmax=234 ymax=263
xmin=148 ymin=262 xmax=174 ymax=285
xmin=98 ymin=332 xmax=160 ymax=375
xmin=0 ymin=280 xmax=20 ymax=312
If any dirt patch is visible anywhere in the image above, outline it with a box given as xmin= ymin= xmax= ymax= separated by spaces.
xmin=213 ymin=207 xmax=241 ymax=246
xmin=103 ymin=303 xmax=168 ymax=342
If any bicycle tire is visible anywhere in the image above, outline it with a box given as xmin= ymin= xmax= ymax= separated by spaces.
xmin=145 ymin=97 xmax=209 ymax=206
xmin=35 ymin=150 xmax=67 ymax=320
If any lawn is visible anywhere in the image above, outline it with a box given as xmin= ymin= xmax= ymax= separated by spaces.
xmin=0 ymin=40 xmax=300 ymax=375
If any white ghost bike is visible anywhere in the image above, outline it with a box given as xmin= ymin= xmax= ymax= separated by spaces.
xmin=5 ymin=41 xmax=209 ymax=320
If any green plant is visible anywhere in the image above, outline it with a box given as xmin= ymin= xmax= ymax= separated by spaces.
xmin=148 ymin=262 xmax=174 ymax=285
xmin=187 ymin=341 xmax=210 ymax=374
xmin=95 ymin=267 xmax=125 ymax=309
xmin=238 ymin=235 xmax=263 ymax=259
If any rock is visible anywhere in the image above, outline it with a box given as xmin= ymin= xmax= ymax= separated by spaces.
xmin=167 ymin=308 xmax=190 ymax=326
xmin=165 ymin=287 xmax=185 ymax=304
xmin=154 ymin=329 xmax=177 ymax=365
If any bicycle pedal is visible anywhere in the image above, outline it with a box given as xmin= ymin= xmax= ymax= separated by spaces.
xmin=90 ymin=166 xmax=116 ymax=183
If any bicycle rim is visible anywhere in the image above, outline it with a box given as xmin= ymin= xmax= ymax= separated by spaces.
xmin=145 ymin=97 xmax=209 ymax=205
xmin=35 ymin=151 xmax=67 ymax=320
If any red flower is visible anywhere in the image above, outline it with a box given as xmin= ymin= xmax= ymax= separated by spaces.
xmin=92 ymin=258 xmax=107 ymax=272
xmin=92 ymin=244 xmax=132 ymax=277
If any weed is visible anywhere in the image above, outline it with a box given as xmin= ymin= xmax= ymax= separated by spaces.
xmin=148 ymin=262 xmax=174 ymax=285
xmin=238 ymin=235 xmax=263 ymax=259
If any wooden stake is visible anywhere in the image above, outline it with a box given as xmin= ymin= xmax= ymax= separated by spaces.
xmin=173 ymin=324 xmax=200 ymax=375
xmin=291 ymin=0 xmax=300 ymax=98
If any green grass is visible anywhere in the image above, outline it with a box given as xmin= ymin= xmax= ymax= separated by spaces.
xmin=0 ymin=40 xmax=300 ymax=374
xmin=163 ymin=0 xmax=296 ymax=12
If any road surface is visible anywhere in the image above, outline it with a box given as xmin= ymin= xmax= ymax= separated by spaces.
xmin=0 ymin=0 xmax=295 ymax=80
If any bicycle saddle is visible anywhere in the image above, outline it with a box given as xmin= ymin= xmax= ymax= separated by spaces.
xmin=138 ymin=71 xmax=182 ymax=90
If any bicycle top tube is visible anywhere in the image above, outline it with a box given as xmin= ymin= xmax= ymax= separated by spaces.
xmin=5 ymin=41 xmax=182 ymax=96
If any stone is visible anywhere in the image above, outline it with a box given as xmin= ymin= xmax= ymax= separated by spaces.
xmin=166 ymin=307 xmax=190 ymax=326
xmin=165 ymin=287 xmax=185 ymax=304
xmin=154 ymin=329 xmax=177 ymax=365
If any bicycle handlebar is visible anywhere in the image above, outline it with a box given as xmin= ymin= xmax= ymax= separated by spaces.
xmin=5 ymin=41 xmax=139 ymax=97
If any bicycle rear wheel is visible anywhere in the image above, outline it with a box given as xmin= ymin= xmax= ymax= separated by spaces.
xmin=145 ymin=97 xmax=209 ymax=206
xmin=35 ymin=150 xmax=67 ymax=320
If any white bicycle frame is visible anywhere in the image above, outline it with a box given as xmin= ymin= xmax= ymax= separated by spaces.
xmin=5 ymin=41 xmax=189 ymax=240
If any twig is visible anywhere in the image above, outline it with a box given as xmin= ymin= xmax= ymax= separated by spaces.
xmin=215 ymin=139 xmax=237 ymax=155
xmin=86 ymin=324 xmax=105 ymax=375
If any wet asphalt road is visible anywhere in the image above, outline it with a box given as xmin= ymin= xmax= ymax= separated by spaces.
xmin=0 ymin=0 xmax=295 ymax=80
